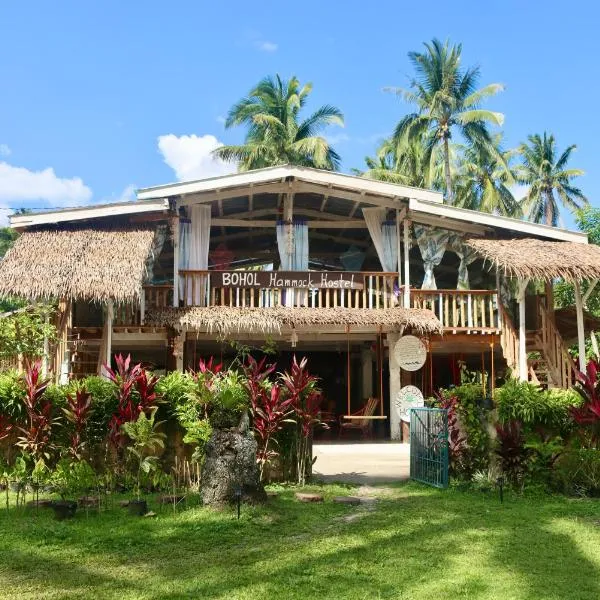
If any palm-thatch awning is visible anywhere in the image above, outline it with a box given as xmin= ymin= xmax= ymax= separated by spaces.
xmin=147 ymin=306 xmax=443 ymax=335
xmin=465 ymin=238 xmax=600 ymax=282
xmin=0 ymin=226 xmax=156 ymax=303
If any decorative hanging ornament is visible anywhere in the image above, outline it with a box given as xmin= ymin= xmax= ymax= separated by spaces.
xmin=395 ymin=385 xmax=424 ymax=422
xmin=393 ymin=335 xmax=427 ymax=371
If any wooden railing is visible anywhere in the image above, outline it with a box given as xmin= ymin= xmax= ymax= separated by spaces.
xmin=499 ymin=304 xmax=519 ymax=378
xmin=179 ymin=270 xmax=400 ymax=309
xmin=539 ymin=302 xmax=576 ymax=389
xmin=113 ymin=285 xmax=173 ymax=327
xmin=410 ymin=289 xmax=500 ymax=332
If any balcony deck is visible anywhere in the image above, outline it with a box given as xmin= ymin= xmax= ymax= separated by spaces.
xmin=113 ymin=271 xmax=501 ymax=336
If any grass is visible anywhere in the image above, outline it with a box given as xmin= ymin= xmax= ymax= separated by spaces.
xmin=0 ymin=482 xmax=600 ymax=599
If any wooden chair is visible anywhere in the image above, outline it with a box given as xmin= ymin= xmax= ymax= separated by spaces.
xmin=339 ymin=397 xmax=379 ymax=439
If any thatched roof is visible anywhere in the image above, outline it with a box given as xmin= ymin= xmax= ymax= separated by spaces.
xmin=465 ymin=238 xmax=600 ymax=282
xmin=0 ymin=227 xmax=156 ymax=303
xmin=146 ymin=306 xmax=443 ymax=335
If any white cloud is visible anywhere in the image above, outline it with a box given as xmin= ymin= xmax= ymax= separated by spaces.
xmin=157 ymin=134 xmax=236 ymax=181
xmin=0 ymin=162 xmax=92 ymax=206
xmin=0 ymin=145 xmax=10 ymax=157
xmin=0 ymin=203 xmax=10 ymax=227
xmin=325 ymin=133 xmax=350 ymax=145
xmin=257 ymin=41 xmax=277 ymax=52
xmin=116 ymin=183 xmax=136 ymax=202
xmin=216 ymin=115 xmax=226 ymax=124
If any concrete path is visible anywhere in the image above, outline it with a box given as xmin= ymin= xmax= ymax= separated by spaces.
xmin=312 ymin=442 xmax=410 ymax=484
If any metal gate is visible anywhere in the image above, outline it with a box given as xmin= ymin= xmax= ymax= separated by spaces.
xmin=409 ymin=407 xmax=449 ymax=488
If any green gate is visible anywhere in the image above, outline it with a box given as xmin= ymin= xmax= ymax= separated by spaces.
xmin=409 ymin=407 xmax=449 ymax=488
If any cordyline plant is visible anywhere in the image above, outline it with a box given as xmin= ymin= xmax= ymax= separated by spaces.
xmin=437 ymin=393 xmax=468 ymax=478
xmin=495 ymin=420 xmax=528 ymax=486
xmin=244 ymin=356 xmax=292 ymax=480
xmin=280 ymin=356 xmax=324 ymax=485
xmin=192 ymin=356 xmax=224 ymax=413
xmin=16 ymin=361 xmax=54 ymax=463
xmin=106 ymin=354 xmax=159 ymax=448
xmin=571 ymin=359 xmax=600 ymax=446
xmin=0 ymin=415 xmax=12 ymax=442
xmin=62 ymin=387 xmax=93 ymax=459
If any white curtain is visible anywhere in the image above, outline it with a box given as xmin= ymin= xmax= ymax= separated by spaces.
xmin=178 ymin=217 xmax=191 ymax=300
xmin=449 ymin=236 xmax=479 ymax=290
xmin=414 ymin=224 xmax=450 ymax=290
xmin=363 ymin=207 xmax=398 ymax=272
xmin=187 ymin=205 xmax=211 ymax=306
xmin=276 ymin=219 xmax=309 ymax=306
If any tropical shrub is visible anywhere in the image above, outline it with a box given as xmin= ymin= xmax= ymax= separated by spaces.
xmin=570 ymin=359 xmax=600 ymax=446
xmin=0 ymin=370 xmax=26 ymax=424
xmin=438 ymin=393 xmax=468 ymax=477
xmin=438 ymin=383 xmax=490 ymax=475
xmin=554 ymin=448 xmax=600 ymax=497
xmin=495 ymin=420 xmax=529 ymax=486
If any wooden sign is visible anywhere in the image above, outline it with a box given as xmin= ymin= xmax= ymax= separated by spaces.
xmin=394 ymin=335 xmax=427 ymax=371
xmin=212 ymin=271 xmax=364 ymax=290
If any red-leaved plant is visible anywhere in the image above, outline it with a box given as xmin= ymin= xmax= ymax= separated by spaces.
xmin=281 ymin=356 xmax=324 ymax=484
xmin=106 ymin=354 xmax=159 ymax=448
xmin=16 ymin=361 xmax=54 ymax=462
xmin=62 ymin=388 xmax=93 ymax=459
xmin=0 ymin=415 xmax=12 ymax=442
xmin=244 ymin=356 xmax=291 ymax=480
xmin=571 ymin=359 xmax=600 ymax=446
xmin=495 ymin=420 xmax=528 ymax=486
xmin=437 ymin=393 xmax=468 ymax=477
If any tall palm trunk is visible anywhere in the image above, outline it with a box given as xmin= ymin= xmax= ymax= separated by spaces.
xmin=443 ymin=136 xmax=453 ymax=203
xmin=544 ymin=190 xmax=555 ymax=226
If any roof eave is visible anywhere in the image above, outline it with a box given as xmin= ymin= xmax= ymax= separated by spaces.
xmin=9 ymin=198 xmax=170 ymax=230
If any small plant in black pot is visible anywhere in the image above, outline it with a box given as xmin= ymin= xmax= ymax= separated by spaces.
xmin=50 ymin=459 xmax=96 ymax=520
xmin=122 ymin=408 xmax=165 ymax=516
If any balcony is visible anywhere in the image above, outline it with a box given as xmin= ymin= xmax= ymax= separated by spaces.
xmin=111 ymin=273 xmax=501 ymax=335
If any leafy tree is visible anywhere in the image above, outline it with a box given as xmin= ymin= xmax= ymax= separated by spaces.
xmin=0 ymin=228 xmax=17 ymax=259
xmin=0 ymin=305 xmax=56 ymax=360
xmin=356 ymin=136 xmax=445 ymax=188
xmin=517 ymin=132 xmax=587 ymax=226
xmin=555 ymin=207 xmax=600 ymax=314
xmin=214 ymin=74 xmax=344 ymax=171
xmin=389 ymin=38 xmax=504 ymax=202
xmin=454 ymin=137 xmax=521 ymax=217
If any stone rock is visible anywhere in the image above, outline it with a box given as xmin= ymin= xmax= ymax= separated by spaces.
xmin=118 ymin=500 xmax=130 ymax=508
xmin=78 ymin=496 xmax=99 ymax=508
xmin=295 ymin=492 xmax=324 ymax=503
xmin=158 ymin=494 xmax=185 ymax=505
xmin=25 ymin=499 xmax=53 ymax=509
xmin=201 ymin=428 xmax=266 ymax=506
xmin=332 ymin=496 xmax=361 ymax=506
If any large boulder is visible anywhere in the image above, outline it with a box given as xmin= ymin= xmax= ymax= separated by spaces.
xmin=201 ymin=428 xmax=266 ymax=505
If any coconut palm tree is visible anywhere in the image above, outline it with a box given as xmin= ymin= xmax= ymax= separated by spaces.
xmin=389 ymin=38 xmax=505 ymax=203
xmin=454 ymin=137 xmax=521 ymax=217
xmin=517 ymin=133 xmax=588 ymax=226
xmin=214 ymin=75 xmax=344 ymax=171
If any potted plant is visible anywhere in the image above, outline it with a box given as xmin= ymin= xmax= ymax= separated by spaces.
xmin=121 ymin=408 xmax=165 ymax=516
xmin=50 ymin=459 xmax=79 ymax=520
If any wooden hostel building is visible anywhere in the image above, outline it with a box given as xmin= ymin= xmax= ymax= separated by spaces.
xmin=2 ymin=165 xmax=600 ymax=439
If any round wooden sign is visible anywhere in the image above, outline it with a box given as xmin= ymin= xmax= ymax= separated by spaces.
xmin=393 ymin=335 xmax=427 ymax=371
xmin=395 ymin=385 xmax=425 ymax=422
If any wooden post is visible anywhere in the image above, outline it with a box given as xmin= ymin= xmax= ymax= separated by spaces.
xmin=396 ymin=210 xmax=402 ymax=306
xmin=42 ymin=312 xmax=50 ymax=378
xmin=574 ymin=281 xmax=586 ymax=372
xmin=403 ymin=219 xmax=411 ymax=308
xmin=140 ymin=287 xmax=146 ymax=325
xmin=387 ymin=331 xmax=402 ymax=440
xmin=105 ymin=300 xmax=113 ymax=372
xmin=172 ymin=215 xmax=180 ymax=307
xmin=517 ymin=279 xmax=529 ymax=381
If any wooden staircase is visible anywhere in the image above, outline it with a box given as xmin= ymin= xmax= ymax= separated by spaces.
xmin=499 ymin=299 xmax=576 ymax=389
xmin=68 ymin=328 xmax=104 ymax=379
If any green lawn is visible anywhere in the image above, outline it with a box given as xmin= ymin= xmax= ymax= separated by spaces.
xmin=1 ymin=483 xmax=600 ymax=599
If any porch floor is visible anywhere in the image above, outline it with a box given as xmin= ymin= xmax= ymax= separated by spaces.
xmin=312 ymin=442 xmax=410 ymax=484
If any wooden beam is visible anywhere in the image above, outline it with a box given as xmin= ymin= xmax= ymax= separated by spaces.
xmin=583 ymin=279 xmax=599 ymax=305
xmin=403 ymin=219 xmax=411 ymax=307
xmin=310 ymin=231 xmax=370 ymax=248
xmin=172 ymin=217 xmax=180 ymax=307
xmin=224 ymin=206 xmax=359 ymax=222
xmin=517 ymin=279 xmax=529 ymax=381
xmin=408 ymin=210 xmax=488 ymax=235
xmin=575 ymin=281 xmax=587 ymax=371
xmin=178 ymin=182 xmax=292 ymax=206
xmin=211 ymin=218 xmax=368 ymax=229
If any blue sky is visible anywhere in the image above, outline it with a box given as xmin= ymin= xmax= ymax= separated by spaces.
xmin=0 ymin=0 xmax=597 ymax=228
